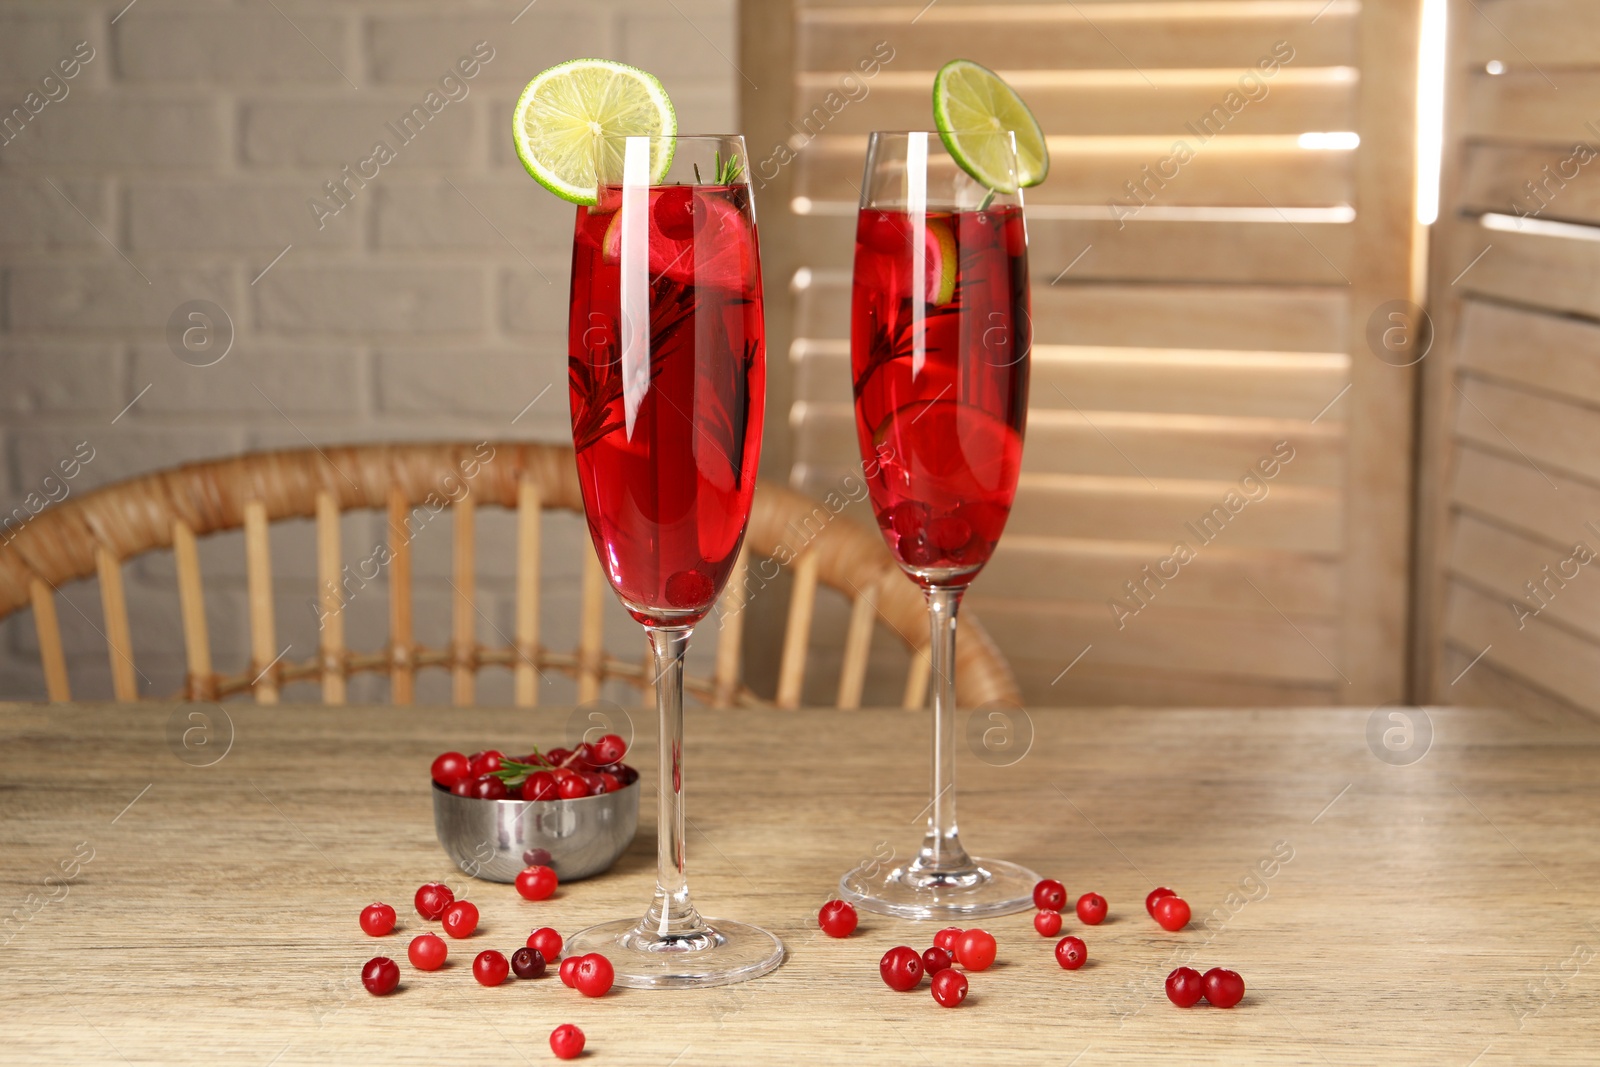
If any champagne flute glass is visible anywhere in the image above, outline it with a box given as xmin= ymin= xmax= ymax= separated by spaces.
xmin=838 ymin=130 xmax=1039 ymax=919
xmin=562 ymin=133 xmax=783 ymax=986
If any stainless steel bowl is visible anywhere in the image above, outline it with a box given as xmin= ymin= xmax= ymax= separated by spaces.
xmin=432 ymin=780 xmax=639 ymax=883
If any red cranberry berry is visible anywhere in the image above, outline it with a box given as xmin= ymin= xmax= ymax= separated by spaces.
xmin=1034 ymin=909 xmax=1062 ymax=937
xmin=449 ymin=779 xmax=474 ymax=797
xmin=1033 ymin=879 xmax=1067 ymax=912
xmin=921 ymin=946 xmax=952 ymax=974
xmin=511 ymin=947 xmax=546 ymax=979
xmin=574 ymin=953 xmax=615 ymax=997
xmin=1145 ymin=887 xmax=1176 ymax=916
xmin=414 ymin=882 xmax=454 ymax=920
xmin=665 ymin=569 xmax=714 ymax=607
xmin=361 ymin=956 xmax=400 ymax=996
xmin=431 ymin=751 xmax=471 ymax=788
xmin=470 ymin=775 xmax=509 ymax=800
xmin=930 ymin=967 xmax=968 ymax=1008
xmin=1076 ymin=892 xmax=1107 ymax=926
xmin=520 ymin=771 xmax=558 ymax=801
xmin=467 ymin=750 xmax=504 ymax=777
xmin=527 ymin=926 xmax=563 ymax=960
xmin=1165 ymin=966 xmax=1204 ymax=1007
xmin=441 ymin=899 xmax=479 ymax=938
xmin=1055 ymin=935 xmax=1087 ymax=970
xmin=549 ymin=1023 xmax=586 ymax=1061
xmin=932 ymin=927 xmax=963 ymax=953
xmin=653 ymin=186 xmax=701 ymax=241
xmin=557 ymin=775 xmax=590 ymax=800
xmin=955 ymin=928 xmax=997 ymax=971
xmin=1153 ymin=895 xmax=1191 ymax=932
xmin=1202 ymin=967 xmax=1246 ymax=1008
xmin=818 ymin=900 xmax=858 ymax=938
xmin=516 ymin=865 xmax=559 ymax=901
xmin=408 ymin=933 xmax=447 ymax=971
xmin=472 ymin=949 xmax=510 ymax=987
xmin=589 ymin=733 xmax=628 ymax=766
xmin=879 ymin=946 xmax=924 ymax=991
xmin=359 ymin=902 xmax=396 ymax=936
xmin=558 ymin=955 xmax=582 ymax=988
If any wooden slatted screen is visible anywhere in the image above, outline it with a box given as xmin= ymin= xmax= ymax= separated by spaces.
xmin=1417 ymin=0 xmax=1600 ymax=715
xmin=748 ymin=0 xmax=1423 ymax=705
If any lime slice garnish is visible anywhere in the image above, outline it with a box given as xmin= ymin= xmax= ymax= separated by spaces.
xmin=925 ymin=218 xmax=957 ymax=305
xmin=932 ymin=59 xmax=1049 ymax=192
xmin=512 ymin=59 xmax=676 ymax=206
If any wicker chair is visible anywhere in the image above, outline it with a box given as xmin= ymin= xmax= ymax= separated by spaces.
xmin=0 ymin=442 xmax=1021 ymax=709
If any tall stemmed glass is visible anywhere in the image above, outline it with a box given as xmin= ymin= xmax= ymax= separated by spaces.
xmin=839 ymin=131 xmax=1039 ymax=919
xmin=562 ymin=134 xmax=783 ymax=986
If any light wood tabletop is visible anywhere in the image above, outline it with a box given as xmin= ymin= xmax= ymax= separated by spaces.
xmin=1 ymin=701 xmax=1597 ymax=1065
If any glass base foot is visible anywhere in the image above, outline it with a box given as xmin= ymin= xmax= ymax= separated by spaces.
xmin=564 ymin=917 xmax=785 ymax=989
xmin=839 ymin=855 xmax=1040 ymax=920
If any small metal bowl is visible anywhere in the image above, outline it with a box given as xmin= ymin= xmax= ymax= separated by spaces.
xmin=432 ymin=780 xmax=639 ymax=883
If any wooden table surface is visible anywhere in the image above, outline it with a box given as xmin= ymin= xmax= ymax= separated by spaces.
xmin=2 ymin=702 xmax=1598 ymax=1066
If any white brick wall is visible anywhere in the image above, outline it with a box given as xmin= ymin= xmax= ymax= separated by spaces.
xmin=0 ymin=0 xmax=740 ymax=703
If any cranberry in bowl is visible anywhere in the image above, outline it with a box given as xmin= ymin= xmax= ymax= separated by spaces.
xmin=431 ymin=746 xmax=639 ymax=883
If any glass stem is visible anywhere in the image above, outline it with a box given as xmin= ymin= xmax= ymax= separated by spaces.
xmin=641 ymin=625 xmax=707 ymax=938
xmin=918 ymin=585 xmax=974 ymax=874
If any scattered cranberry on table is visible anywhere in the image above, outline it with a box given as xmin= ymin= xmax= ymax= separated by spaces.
xmin=1202 ymin=967 xmax=1246 ymax=1008
xmin=441 ymin=899 xmax=479 ymax=938
xmin=408 ymin=933 xmax=448 ymax=972
xmin=930 ymin=967 xmax=968 ymax=1008
xmin=549 ymin=1023 xmax=586 ymax=1061
xmin=818 ymin=900 xmax=858 ymax=938
xmin=1076 ymin=892 xmax=1107 ymax=926
xmin=1165 ymin=966 xmax=1204 ymax=1007
xmin=361 ymin=956 xmax=400 ymax=996
xmin=431 ymin=751 xmax=471 ymax=788
xmin=414 ymin=882 xmax=454 ymax=920
xmin=880 ymin=946 xmax=924 ymax=991
xmin=511 ymin=947 xmax=547 ymax=979
xmin=1153 ymin=895 xmax=1191 ymax=932
xmin=1033 ymin=879 xmax=1067 ymax=912
xmin=527 ymin=926 xmax=563 ymax=960
xmin=1034 ymin=909 xmax=1063 ymax=937
xmin=1145 ymin=886 xmax=1176 ymax=916
xmin=516 ymin=865 xmax=559 ymax=901
xmin=921 ymin=946 xmax=952 ymax=974
xmin=574 ymin=953 xmax=615 ymax=997
xmin=558 ymin=956 xmax=582 ymax=988
xmin=473 ymin=949 xmax=510 ymax=987
xmin=955 ymin=928 xmax=997 ymax=971
xmin=932 ymin=927 xmax=963 ymax=953
xmin=359 ymin=902 xmax=396 ymax=937
xmin=1054 ymin=935 xmax=1087 ymax=970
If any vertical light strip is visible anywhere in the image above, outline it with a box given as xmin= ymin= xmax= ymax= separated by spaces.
xmin=907 ymin=131 xmax=928 ymax=378
xmin=1415 ymin=0 xmax=1449 ymax=225
xmin=619 ymin=135 xmax=652 ymax=438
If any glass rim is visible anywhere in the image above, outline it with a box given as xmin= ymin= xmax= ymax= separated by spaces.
xmin=865 ymin=129 xmax=1018 ymax=140
xmin=596 ymin=131 xmax=747 ymax=142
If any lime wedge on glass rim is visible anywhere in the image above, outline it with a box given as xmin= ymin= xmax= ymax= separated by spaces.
xmin=932 ymin=59 xmax=1049 ymax=193
xmin=512 ymin=58 xmax=677 ymax=206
